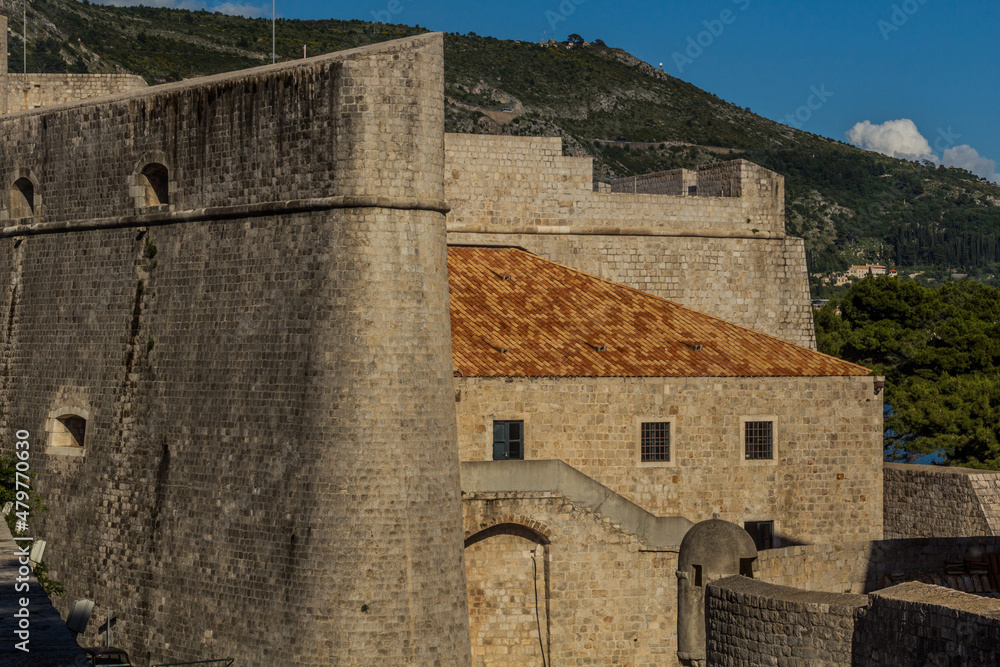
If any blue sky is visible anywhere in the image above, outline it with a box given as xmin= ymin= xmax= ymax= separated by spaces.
xmin=92 ymin=0 xmax=1000 ymax=179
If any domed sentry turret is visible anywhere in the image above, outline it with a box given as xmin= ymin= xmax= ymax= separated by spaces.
xmin=676 ymin=518 xmax=758 ymax=666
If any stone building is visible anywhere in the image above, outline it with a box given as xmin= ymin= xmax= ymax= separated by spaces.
xmin=448 ymin=245 xmax=882 ymax=665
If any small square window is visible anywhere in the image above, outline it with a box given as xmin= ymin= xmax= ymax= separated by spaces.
xmin=640 ymin=422 xmax=670 ymax=462
xmin=744 ymin=421 xmax=773 ymax=460
xmin=744 ymin=521 xmax=774 ymax=550
xmin=492 ymin=420 xmax=524 ymax=460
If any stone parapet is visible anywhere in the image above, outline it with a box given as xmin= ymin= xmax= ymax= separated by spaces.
xmin=884 ymin=462 xmax=1000 ymax=538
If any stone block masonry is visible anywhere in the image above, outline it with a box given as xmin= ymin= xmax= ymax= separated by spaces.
xmin=443 ymin=134 xmax=815 ymax=348
xmin=0 ymin=33 xmax=471 ymax=666
xmin=4 ymin=74 xmax=148 ymax=112
xmin=706 ymin=576 xmax=868 ymax=666
xmin=707 ymin=577 xmax=1000 ymax=667
xmin=456 ymin=376 xmax=884 ymax=546
xmin=1 ymin=16 xmax=6 ymax=115
xmin=884 ymin=462 xmax=1000 ymax=538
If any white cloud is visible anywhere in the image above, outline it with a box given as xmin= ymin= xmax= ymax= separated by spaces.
xmin=845 ymin=119 xmax=1000 ymax=184
xmin=845 ymin=119 xmax=936 ymax=162
xmin=942 ymin=145 xmax=1000 ymax=184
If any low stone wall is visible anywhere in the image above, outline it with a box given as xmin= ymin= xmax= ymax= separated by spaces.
xmin=707 ymin=578 xmax=1000 ymax=667
xmin=853 ymin=582 xmax=1000 ymax=666
xmin=758 ymin=537 xmax=1000 ymax=594
xmin=5 ymin=74 xmax=148 ymax=112
xmin=706 ymin=576 xmax=868 ymax=666
xmin=884 ymin=463 xmax=1000 ymax=538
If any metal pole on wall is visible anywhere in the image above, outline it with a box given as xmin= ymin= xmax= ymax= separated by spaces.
xmin=23 ymin=0 xmax=27 ymax=89
xmin=271 ymin=0 xmax=275 ymax=64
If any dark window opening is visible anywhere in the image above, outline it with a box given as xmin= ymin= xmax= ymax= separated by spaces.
xmin=140 ymin=163 xmax=169 ymax=206
xmin=692 ymin=564 xmax=702 ymax=587
xmin=744 ymin=420 xmax=773 ymax=460
xmin=50 ymin=415 xmax=87 ymax=448
xmin=492 ymin=420 xmax=524 ymax=460
xmin=744 ymin=521 xmax=774 ymax=551
xmin=11 ymin=178 xmax=34 ymax=219
xmin=739 ymin=557 xmax=756 ymax=578
xmin=640 ymin=422 xmax=670 ymax=462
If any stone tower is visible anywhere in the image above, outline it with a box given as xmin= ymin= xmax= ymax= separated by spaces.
xmin=0 ymin=33 xmax=471 ymax=665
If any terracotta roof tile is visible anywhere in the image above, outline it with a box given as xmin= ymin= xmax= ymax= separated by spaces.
xmin=448 ymin=246 xmax=870 ymax=378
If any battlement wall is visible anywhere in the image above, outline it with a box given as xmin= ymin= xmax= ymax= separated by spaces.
xmin=884 ymin=462 xmax=1000 ymax=538
xmin=445 ymin=134 xmax=782 ymax=236
xmin=4 ymin=73 xmax=148 ymax=112
xmin=0 ymin=33 xmax=470 ymax=666
xmin=444 ymin=134 xmax=813 ymax=347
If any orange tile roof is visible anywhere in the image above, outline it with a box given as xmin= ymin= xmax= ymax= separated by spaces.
xmin=448 ymin=246 xmax=870 ymax=378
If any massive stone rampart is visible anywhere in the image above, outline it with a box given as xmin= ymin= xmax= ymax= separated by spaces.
xmin=0 ymin=33 xmax=471 ymax=666
xmin=707 ymin=577 xmax=1000 ymax=667
xmin=884 ymin=462 xmax=1000 ymax=538
xmin=444 ymin=134 xmax=815 ymax=348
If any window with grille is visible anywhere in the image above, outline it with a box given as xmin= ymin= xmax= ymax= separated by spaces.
xmin=640 ymin=422 xmax=670 ymax=462
xmin=492 ymin=420 xmax=524 ymax=460
xmin=744 ymin=421 xmax=773 ymax=460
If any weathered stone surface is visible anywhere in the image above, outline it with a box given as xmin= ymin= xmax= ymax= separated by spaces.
xmin=706 ymin=576 xmax=868 ymax=667
xmin=462 ymin=491 xmax=679 ymax=666
xmin=456 ymin=376 xmax=884 ymax=545
xmin=884 ymin=463 xmax=1000 ymax=538
xmin=707 ymin=578 xmax=1000 ymax=667
xmin=0 ymin=33 xmax=471 ymax=666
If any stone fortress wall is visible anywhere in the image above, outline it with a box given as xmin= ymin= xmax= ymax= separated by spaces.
xmin=884 ymin=462 xmax=1000 ymax=538
xmin=443 ymin=133 xmax=816 ymax=348
xmin=0 ymin=15 xmax=147 ymax=115
xmin=0 ymin=33 xmax=471 ymax=667
xmin=706 ymin=577 xmax=1000 ymax=667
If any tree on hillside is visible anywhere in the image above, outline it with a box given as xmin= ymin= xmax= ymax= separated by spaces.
xmin=815 ymin=277 xmax=1000 ymax=469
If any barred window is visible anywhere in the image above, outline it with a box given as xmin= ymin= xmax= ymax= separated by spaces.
xmin=641 ymin=422 xmax=670 ymax=462
xmin=744 ymin=421 xmax=773 ymax=460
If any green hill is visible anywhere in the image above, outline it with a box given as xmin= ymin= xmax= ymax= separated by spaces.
xmin=6 ymin=0 xmax=1000 ymax=290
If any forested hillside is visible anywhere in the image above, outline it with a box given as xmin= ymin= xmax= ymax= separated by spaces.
xmin=5 ymin=0 xmax=1000 ymax=287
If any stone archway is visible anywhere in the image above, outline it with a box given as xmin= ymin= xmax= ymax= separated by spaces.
xmin=464 ymin=522 xmax=550 ymax=666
